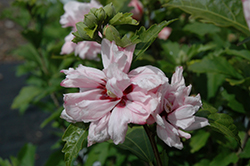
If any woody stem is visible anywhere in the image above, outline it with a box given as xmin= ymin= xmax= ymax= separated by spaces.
xmin=143 ymin=125 xmax=162 ymax=166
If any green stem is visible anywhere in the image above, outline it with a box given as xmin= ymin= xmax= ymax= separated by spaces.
xmin=143 ymin=125 xmax=162 ymax=166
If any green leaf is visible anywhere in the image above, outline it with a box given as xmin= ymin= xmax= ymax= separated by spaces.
xmin=40 ymin=107 xmax=63 ymax=128
xmin=84 ymin=142 xmax=110 ymax=166
xmin=0 ymin=158 xmax=12 ymax=166
xmin=160 ymin=150 xmax=169 ymax=166
xmin=209 ymin=150 xmax=238 ymax=166
xmin=162 ymin=0 xmax=250 ymax=36
xmin=221 ymin=90 xmax=246 ymax=114
xmin=17 ymin=143 xmax=36 ymax=166
xmin=109 ymin=12 xmax=138 ymax=25
xmin=239 ymin=139 xmax=250 ymax=158
xmin=224 ymin=49 xmax=250 ymax=61
xmin=208 ymin=113 xmax=241 ymax=146
xmin=194 ymin=159 xmax=210 ymax=166
xmin=116 ymin=126 xmax=154 ymax=163
xmin=11 ymin=86 xmax=43 ymax=114
xmin=188 ymin=55 xmax=243 ymax=79
xmin=190 ymin=130 xmax=210 ymax=153
xmin=75 ymin=22 xmax=92 ymax=40
xmin=134 ymin=19 xmax=177 ymax=59
xmin=62 ymin=123 xmax=88 ymax=166
xmin=44 ymin=150 xmax=65 ymax=166
xmin=183 ymin=22 xmax=221 ymax=36
xmin=207 ymin=73 xmax=226 ymax=99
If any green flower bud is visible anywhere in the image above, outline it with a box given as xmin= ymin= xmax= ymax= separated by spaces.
xmin=90 ymin=8 xmax=98 ymax=14
xmin=103 ymin=25 xmax=120 ymax=42
xmin=103 ymin=3 xmax=116 ymax=19
xmin=95 ymin=8 xmax=106 ymax=21
xmin=84 ymin=13 xmax=98 ymax=29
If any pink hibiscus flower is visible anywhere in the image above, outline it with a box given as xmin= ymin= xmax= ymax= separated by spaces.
xmin=60 ymin=0 xmax=102 ymax=60
xmin=147 ymin=66 xmax=209 ymax=149
xmin=60 ymin=39 xmax=167 ymax=146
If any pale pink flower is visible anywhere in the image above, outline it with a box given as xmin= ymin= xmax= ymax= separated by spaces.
xmin=128 ymin=0 xmax=144 ymax=21
xmin=60 ymin=0 xmax=102 ymax=59
xmin=60 ymin=39 xmax=167 ymax=146
xmin=158 ymin=27 xmax=172 ymax=40
xmin=242 ymin=0 xmax=250 ymax=29
xmin=147 ymin=66 xmax=209 ymax=149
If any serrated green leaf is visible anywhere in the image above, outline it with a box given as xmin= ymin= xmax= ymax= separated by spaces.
xmin=62 ymin=123 xmax=88 ymax=166
xmin=134 ymin=19 xmax=177 ymax=59
xmin=208 ymin=113 xmax=241 ymax=146
xmin=11 ymin=86 xmax=43 ymax=114
xmin=188 ymin=55 xmax=243 ymax=79
xmin=109 ymin=12 xmax=138 ymax=26
xmin=17 ymin=143 xmax=36 ymax=166
xmin=221 ymin=90 xmax=246 ymax=114
xmin=116 ymin=126 xmax=154 ymax=163
xmin=162 ymin=0 xmax=250 ymax=36
xmin=190 ymin=130 xmax=210 ymax=153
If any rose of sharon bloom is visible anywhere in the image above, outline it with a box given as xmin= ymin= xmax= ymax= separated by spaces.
xmin=147 ymin=66 xmax=209 ymax=149
xmin=158 ymin=27 xmax=172 ymax=40
xmin=242 ymin=0 xmax=250 ymax=29
xmin=128 ymin=0 xmax=143 ymax=21
xmin=60 ymin=39 xmax=168 ymax=146
xmin=60 ymin=0 xmax=102 ymax=60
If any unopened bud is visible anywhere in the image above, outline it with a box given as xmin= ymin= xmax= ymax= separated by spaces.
xmin=90 ymin=8 xmax=98 ymax=14
xmin=103 ymin=3 xmax=116 ymax=19
xmin=84 ymin=13 xmax=98 ymax=29
xmin=95 ymin=8 xmax=106 ymax=21
xmin=103 ymin=25 xmax=120 ymax=41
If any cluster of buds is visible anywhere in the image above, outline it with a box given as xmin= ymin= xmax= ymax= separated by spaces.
xmin=72 ymin=3 xmax=139 ymax=48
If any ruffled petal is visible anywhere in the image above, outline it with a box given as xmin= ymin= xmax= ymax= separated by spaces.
xmin=101 ymin=39 xmax=135 ymax=73
xmin=61 ymin=64 xmax=106 ymax=88
xmin=87 ymin=113 xmax=111 ymax=146
xmin=171 ymin=66 xmax=185 ymax=87
xmin=156 ymin=119 xmax=183 ymax=149
xmin=168 ymin=105 xmax=196 ymax=129
xmin=129 ymin=65 xmax=168 ymax=92
xmin=60 ymin=109 xmax=76 ymax=123
xmin=60 ymin=33 xmax=76 ymax=55
xmin=108 ymin=107 xmax=129 ymax=144
xmin=64 ymin=89 xmax=119 ymax=122
xmin=185 ymin=117 xmax=210 ymax=131
xmin=75 ymin=41 xmax=101 ymax=60
xmin=104 ymin=64 xmax=131 ymax=98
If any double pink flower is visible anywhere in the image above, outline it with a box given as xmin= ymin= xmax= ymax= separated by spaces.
xmin=147 ymin=66 xmax=209 ymax=149
xmin=61 ymin=39 xmax=167 ymax=146
xmin=60 ymin=0 xmax=102 ymax=60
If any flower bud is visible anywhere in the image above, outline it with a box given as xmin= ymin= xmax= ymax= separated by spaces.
xmin=103 ymin=3 xmax=116 ymax=19
xmin=95 ymin=8 xmax=106 ymax=21
xmin=90 ymin=8 xmax=98 ymax=14
xmin=84 ymin=13 xmax=98 ymax=29
xmin=103 ymin=25 xmax=120 ymax=41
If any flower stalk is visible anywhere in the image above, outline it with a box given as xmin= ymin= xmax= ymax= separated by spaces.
xmin=143 ymin=125 xmax=162 ymax=166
